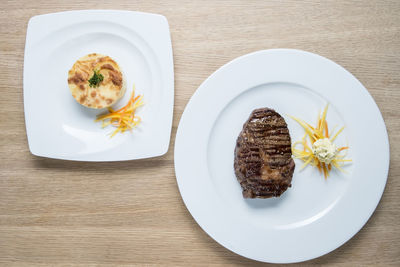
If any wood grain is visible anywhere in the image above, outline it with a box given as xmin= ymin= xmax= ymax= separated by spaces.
xmin=1 ymin=0 xmax=399 ymax=265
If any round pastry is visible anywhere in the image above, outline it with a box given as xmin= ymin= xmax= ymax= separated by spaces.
xmin=68 ymin=53 xmax=126 ymax=109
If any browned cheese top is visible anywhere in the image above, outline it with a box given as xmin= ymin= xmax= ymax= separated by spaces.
xmin=67 ymin=53 xmax=125 ymax=109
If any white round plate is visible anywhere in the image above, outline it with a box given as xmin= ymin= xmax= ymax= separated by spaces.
xmin=174 ymin=49 xmax=389 ymax=263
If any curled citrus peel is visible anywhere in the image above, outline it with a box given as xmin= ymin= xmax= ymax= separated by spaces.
xmin=95 ymin=85 xmax=144 ymax=137
xmin=289 ymin=104 xmax=351 ymax=178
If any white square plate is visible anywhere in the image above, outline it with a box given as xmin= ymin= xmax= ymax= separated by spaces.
xmin=24 ymin=10 xmax=174 ymax=161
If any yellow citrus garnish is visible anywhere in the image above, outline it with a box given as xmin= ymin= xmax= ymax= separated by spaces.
xmin=289 ymin=104 xmax=351 ymax=178
xmin=95 ymin=84 xmax=144 ymax=137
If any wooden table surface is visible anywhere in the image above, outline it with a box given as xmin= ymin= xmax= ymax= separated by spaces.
xmin=1 ymin=0 xmax=399 ymax=265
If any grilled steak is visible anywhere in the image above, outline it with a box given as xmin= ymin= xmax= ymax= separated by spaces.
xmin=234 ymin=108 xmax=295 ymax=198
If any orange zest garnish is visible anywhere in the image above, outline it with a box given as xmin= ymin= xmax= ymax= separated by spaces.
xmin=289 ymin=104 xmax=351 ymax=179
xmin=95 ymin=84 xmax=144 ymax=137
